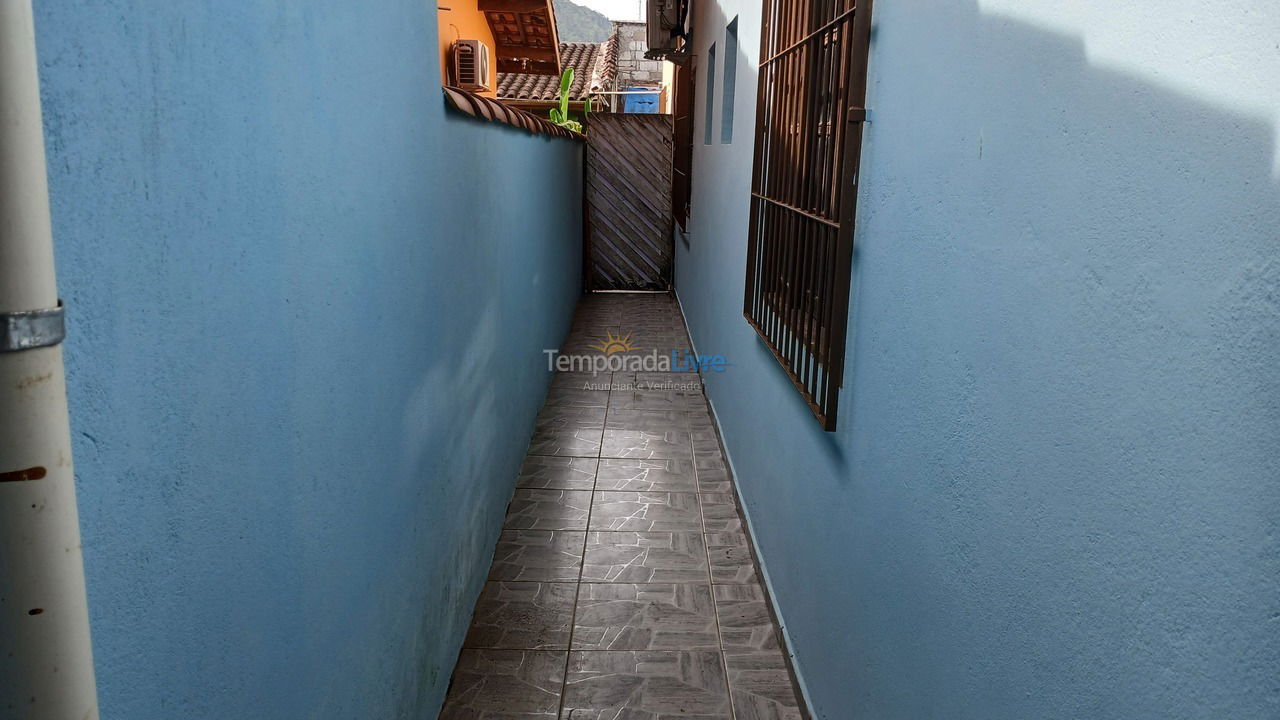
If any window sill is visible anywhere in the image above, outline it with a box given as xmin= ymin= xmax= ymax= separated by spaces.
xmin=442 ymin=86 xmax=583 ymax=141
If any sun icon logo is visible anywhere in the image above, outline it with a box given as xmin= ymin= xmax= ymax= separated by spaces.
xmin=589 ymin=330 xmax=638 ymax=356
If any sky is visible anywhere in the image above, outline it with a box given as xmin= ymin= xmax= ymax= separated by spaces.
xmin=573 ymin=0 xmax=644 ymax=23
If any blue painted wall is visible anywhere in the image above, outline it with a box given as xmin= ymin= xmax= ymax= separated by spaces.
xmin=34 ymin=2 xmax=583 ymax=717
xmin=677 ymin=0 xmax=1280 ymax=717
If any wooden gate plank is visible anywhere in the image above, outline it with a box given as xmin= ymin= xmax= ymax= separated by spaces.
xmin=586 ymin=114 xmax=675 ymax=290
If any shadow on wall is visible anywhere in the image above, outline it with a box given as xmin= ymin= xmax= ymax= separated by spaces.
xmin=684 ymin=1 xmax=1280 ymax=719
xmin=33 ymin=2 xmax=583 ymax=719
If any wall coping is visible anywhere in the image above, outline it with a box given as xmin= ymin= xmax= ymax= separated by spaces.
xmin=443 ymin=86 xmax=584 ymax=141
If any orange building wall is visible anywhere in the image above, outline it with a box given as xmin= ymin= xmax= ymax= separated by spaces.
xmin=437 ymin=2 xmax=497 ymax=96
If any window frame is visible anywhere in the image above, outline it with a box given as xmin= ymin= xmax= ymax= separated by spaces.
xmin=703 ymin=42 xmax=717 ymax=145
xmin=720 ymin=17 xmax=739 ymax=144
xmin=671 ymin=59 xmax=696 ymax=231
xmin=742 ymin=0 xmax=874 ymax=430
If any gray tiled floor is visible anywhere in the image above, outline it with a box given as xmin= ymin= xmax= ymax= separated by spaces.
xmin=440 ymin=292 xmax=805 ymax=720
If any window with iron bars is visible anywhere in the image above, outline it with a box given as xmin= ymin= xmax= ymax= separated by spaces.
xmin=743 ymin=0 xmax=873 ymax=430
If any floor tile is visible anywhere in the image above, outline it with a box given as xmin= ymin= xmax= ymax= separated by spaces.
xmin=610 ymin=390 xmax=707 ymax=411
xmin=464 ymin=582 xmax=577 ymax=650
xmin=631 ymin=324 xmax=679 ymax=335
xmin=695 ymin=465 xmax=731 ymax=493
xmin=700 ymin=493 xmax=743 ymax=533
xmin=559 ymin=342 xmax=607 ymax=355
xmin=589 ymin=492 xmax=702 ymax=532
xmin=692 ymin=430 xmax=723 ymax=459
xmin=659 ymin=365 xmax=702 ymax=374
xmin=601 ymin=429 xmax=693 ymax=459
xmin=687 ymin=408 xmax=717 ymax=429
xmin=565 ymin=333 xmax=619 ymax=345
xmin=489 ymin=530 xmax=586 ymax=582
xmin=631 ymin=372 xmax=705 ymax=389
xmin=550 ymin=371 xmax=612 ymax=390
xmin=709 ymin=545 xmax=758 ymax=585
xmin=640 ymin=344 xmax=694 ymax=359
xmin=611 ymin=371 xmax=706 ymax=407
xmin=518 ymin=456 xmax=599 ymax=491
xmin=694 ymin=455 xmax=726 ymax=471
xmin=505 ymin=490 xmax=593 ymax=530
xmin=713 ymin=584 xmax=781 ymax=655
xmin=560 ymin=650 xmax=732 ymax=719
xmin=529 ymin=427 xmax=603 ymax=458
xmin=439 ymin=649 xmax=566 ymax=719
xmin=537 ymin=405 xmax=607 ymax=431
xmin=544 ymin=386 xmax=611 ymax=407
xmin=572 ymin=583 xmax=718 ymax=651
xmin=606 ymin=409 xmax=691 ymax=433
xmin=583 ymin=532 xmax=709 ymax=583
xmin=693 ymin=446 xmax=727 ymax=467
xmin=595 ymin=459 xmax=697 ymax=492
xmin=627 ymin=326 xmax=687 ymax=336
xmin=724 ymin=650 xmax=804 ymax=720
xmin=706 ymin=532 xmax=758 ymax=584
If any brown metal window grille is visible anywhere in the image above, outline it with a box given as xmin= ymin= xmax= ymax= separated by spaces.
xmin=743 ymin=0 xmax=873 ymax=430
xmin=671 ymin=61 xmax=695 ymax=231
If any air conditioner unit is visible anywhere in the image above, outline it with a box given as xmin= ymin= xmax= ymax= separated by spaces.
xmin=645 ymin=0 xmax=691 ymax=61
xmin=452 ymin=40 xmax=491 ymax=92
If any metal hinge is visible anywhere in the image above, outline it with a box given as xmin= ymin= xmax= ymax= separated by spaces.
xmin=848 ymin=107 xmax=870 ymax=123
xmin=1 ymin=301 xmax=65 ymax=352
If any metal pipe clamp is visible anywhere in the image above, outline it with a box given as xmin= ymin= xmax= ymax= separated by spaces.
xmin=0 ymin=301 xmax=65 ymax=352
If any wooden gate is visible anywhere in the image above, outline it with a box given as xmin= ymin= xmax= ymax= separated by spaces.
xmin=585 ymin=113 xmax=674 ymax=290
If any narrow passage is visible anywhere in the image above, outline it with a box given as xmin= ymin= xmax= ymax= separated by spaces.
xmin=439 ymin=292 xmax=805 ymax=719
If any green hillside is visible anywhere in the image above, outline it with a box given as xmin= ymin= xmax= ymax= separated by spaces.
xmin=553 ymin=0 xmax=612 ymax=43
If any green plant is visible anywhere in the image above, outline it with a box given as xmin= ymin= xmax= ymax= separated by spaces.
xmin=549 ymin=68 xmax=583 ymax=133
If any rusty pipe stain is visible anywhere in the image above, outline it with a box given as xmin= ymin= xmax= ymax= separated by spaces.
xmin=0 ymin=465 xmax=47 ymax=483
xmin=15 ymin=371 xmax=53 ymax=389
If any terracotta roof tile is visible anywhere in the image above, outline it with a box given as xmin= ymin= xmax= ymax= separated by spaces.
xmin=443 ymin=86 xmax=584 ymax=140
xmin=599 ymin=26 xmax=620 ymax=87
xmin=498 ymin=41 xmax=615 ymax=102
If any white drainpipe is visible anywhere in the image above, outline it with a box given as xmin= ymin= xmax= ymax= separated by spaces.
xmin=0 ymin=2 xmax=100 ymax=718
